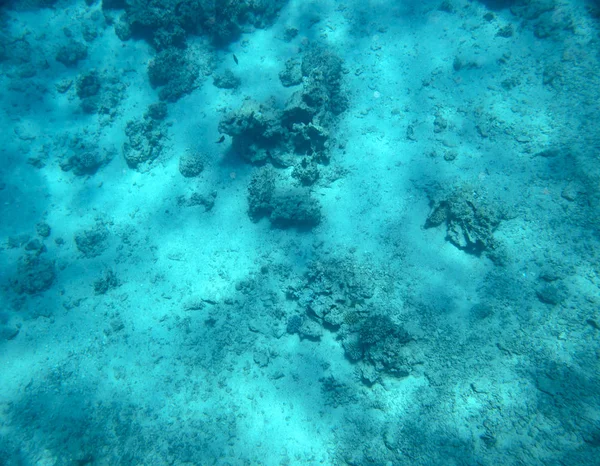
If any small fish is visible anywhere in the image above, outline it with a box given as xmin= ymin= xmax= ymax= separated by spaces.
xmin=215 ymin=135 xmax=225 ymax=144
xmin=233 ymin=54 xmax=239 ymax=65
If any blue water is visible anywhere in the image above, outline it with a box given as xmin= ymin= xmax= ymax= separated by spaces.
xmin=1 ymin=0 xmax=599 ymax=464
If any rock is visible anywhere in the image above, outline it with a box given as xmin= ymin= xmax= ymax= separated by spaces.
xmin=424 ymin=186 xmax=504 ymax=254
xmin=511 ymin=0 xmax=555 ymax=20
xmin=279 ymin=58 xmax=303 ymax=87
xmin=247 ymin=167 xmax=276 ymax=221
xmin=269 ymin=189 xmax=321 ymax=228
xmin=291 ymin=122 xmax=328 ymax=155
xmin=496 ymin=25 xmax=514 ymax=38
xmin=292 ymin=157 xmax=320 ymax=186
xmin=218 ymin=98 xmax=285 ymax=164
xmin=177 ymin=191 xmax=217 ymax=212
xmin=61 ymin=150 xmax=112 ymax=176
xmin=282 ymin=91 xmax=317 ymax=128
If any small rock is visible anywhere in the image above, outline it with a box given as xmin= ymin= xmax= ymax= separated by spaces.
xmin=14 ymin=123 xmax=38 ymax=141
xmin=283 ymin=26 xmax=299 ymax=42
xmin=358 ymin=364 xmax=379 ymax=386
xmin=55 ymin=79 xmax=73 ymax=93
xmin=535 ymin=148 xmax=561 ymax=158
xmin=183 ymin=298 xmax=205 ymax=311
xmin=145 ymin=102 xmax=168 ymax=121
xmin=36 ymin=222 xmax=51 ymax=238
xmin=536 ymin=284 xmax=565 ymax=305
xmin=253 ymin=349 xmax=270 ymax=367
xmin=0 ymin=324 xmax=20 ymax=340
xmin=561 ymin=183 xmax=578 ymax=201
xmin=444 ymin=151 xmax=457 ymax=161
xmin=298 ymin=318 xmax=322 ymax=341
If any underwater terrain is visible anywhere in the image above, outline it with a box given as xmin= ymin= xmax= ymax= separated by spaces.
xmin=1 ymin=0 xmax=600 ymax=464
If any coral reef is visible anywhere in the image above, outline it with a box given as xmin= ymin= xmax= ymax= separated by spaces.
xmin=147 ymin=47 xmax=199 ymax=101
xmin=122 ymin=105 xmax=169 ymax=169
xmin=55 ymin=40 xmax=88 ymax=67
xmin=74 ymin=223 xmax=110 ymax=258
xmin=247 ymin=168 xmax=321 ymax=228
xmin=11 ymin=253 xmax=56 ymax=294
xmin=178 ymin=151 xmax=205 ymax=177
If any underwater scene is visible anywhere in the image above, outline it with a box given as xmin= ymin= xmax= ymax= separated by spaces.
xmin=1 ymin=0 xmax=600 ymax=464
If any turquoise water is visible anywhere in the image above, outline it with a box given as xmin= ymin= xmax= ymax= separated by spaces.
xmin=1 ymin=0 xmax=599 ymax=464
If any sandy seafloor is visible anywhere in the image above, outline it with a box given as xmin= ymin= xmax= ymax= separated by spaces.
xmin=1 ymin=0 xmax=600 ymax=464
